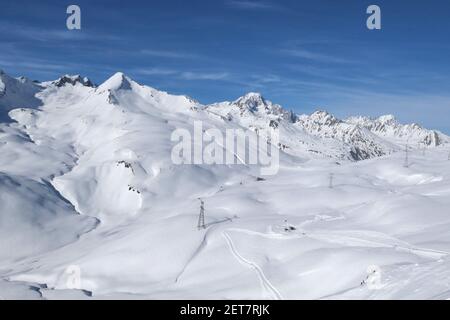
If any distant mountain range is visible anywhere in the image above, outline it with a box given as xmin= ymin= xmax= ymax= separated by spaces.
xmin=1 ymin=70 xmax=448 ymax=164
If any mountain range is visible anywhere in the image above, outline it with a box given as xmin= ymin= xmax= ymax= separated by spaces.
xmin=1 ymin=70 xmax=447 ymax=163
xmin=1 ymin=70 xmax=450 ymax=299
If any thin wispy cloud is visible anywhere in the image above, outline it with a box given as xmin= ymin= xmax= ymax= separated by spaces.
xmin=0 ymin=44 xmax=117 ymax=80
xmin=0 ymin=51 xmax=85 ymax=74
xmin=3 ymin=28 xmax=85 ymax=42
xmin=285 ymin=64 xmax=378 ymax=86
xmin=180 ymin=72 xmax=229 ymax=80
xmin=135 ymin=68 xmax=178 ymax=76
xmin=0 ymin=22 xmax=119 ymax=42
xmin=280 ymin=49 xmax=354 ymax=64
xmin=235 ymin=74 xmax=282 ymax=89
xmin=134 ymin=68 xmax=230 ymax=81
xmin=140 ymin=49 xmax=201 ymax=59
xmin=0 ymin=60 xmax=66 ymax=72
xmin=225 ymin=0 xmax=278 ymax=10
xmin=253 ymin=74 xmax=281 ymax=83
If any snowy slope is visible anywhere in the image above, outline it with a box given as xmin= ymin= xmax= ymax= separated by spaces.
xmin=0 ymin=173 xmax=98 ymax=262
xmin=0 ymin=70 xmax=42 ymax=122
xmin=1 ymin=70 xmax=450 ymax=299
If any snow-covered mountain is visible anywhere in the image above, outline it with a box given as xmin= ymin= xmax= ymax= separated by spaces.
xmin=296 ymin=111 xmax=399 ymax=160
xmin=346 ymin=114 xmax=448 ymax=147
xmin=1 ymin=70 xmax=450 ymax=299
xmin=1 ymin=70 xmax=448 ymax=163
xmin=0 ymin=70 xmax=42 ymax=122
xmin=50 ymin=74 xmax=95 ymax=88
xmin=207 ymin=92 xmax=449 ymax=161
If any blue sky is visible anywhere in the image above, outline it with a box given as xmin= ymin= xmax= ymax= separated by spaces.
xmin=1 ymin=0 xmax=450 ymax=132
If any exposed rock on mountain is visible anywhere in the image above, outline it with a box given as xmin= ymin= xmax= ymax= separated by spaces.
xmin=52 ymin=75 xmax=95 ymax=88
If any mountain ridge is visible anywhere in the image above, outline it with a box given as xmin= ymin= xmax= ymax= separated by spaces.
xmin=1 ymin=70 xmax=448 ymax=162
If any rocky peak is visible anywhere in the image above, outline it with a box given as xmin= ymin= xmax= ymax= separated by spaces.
xmin=231 ymin=92 xmax=296 ymax=123
xmin=306 ymin=110 xmax=341 ymax=126
xmin=377 ymin=114 xmax=396 ymax=124
xmin=53 ymin=75 xmax=95 ymax=88
xmin=234 ymin=92 xmax=267 ymax=112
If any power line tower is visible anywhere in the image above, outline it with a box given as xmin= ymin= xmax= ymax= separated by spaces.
xmin=403 ymin=143 xmax=409 ymax=168
xmin=329 ymin=173 xmax=334 ymax=189
xmin=197 ymin=199 xmax=206 ymax=230
xmin=419 ymin=142 xmax=426 ymax=156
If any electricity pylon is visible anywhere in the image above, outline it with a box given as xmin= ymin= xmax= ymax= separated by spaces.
xmin=197 ymin=199 xmax=206 ymax=230
xmin=329 ymin=173 xmax=334 ymax=189
xmin=419 ymin=142 xmax=426 ymax=156
xmin=403 ymin=143 xmax=409 ymax=168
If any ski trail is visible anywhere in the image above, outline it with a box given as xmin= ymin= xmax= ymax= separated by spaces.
xmin=308 ymin=231 xmax=450 ymax=259
xmin=222 ymin=231 xmax=283 ymax=300
xmin=393 ymin=244 xmax=449 ymax=259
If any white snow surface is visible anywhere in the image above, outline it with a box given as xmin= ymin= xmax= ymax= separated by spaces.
xmin=0 ymin=71 xmax=450 ymax=299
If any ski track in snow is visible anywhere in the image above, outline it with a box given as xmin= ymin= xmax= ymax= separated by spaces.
xmin=249 ymin=223 xmax=450 ymax=260
xmin=306 ymin=231 xmax=450 ymax=260
xmin=222 ymin=231 xmax=283 ymax=300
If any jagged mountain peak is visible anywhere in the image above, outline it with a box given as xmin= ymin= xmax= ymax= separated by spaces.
xmin=230 ymin=92 xmax=295 ymax=122
xmin=347 ymin=114 xmax=399 ymax=126
xmin=377 ymin=114 xmax=396 ymax=123
xmin=52 ymin=74 xmax=95 ymax=88
xmin=240 ymin=92 xmax=263 ymax=98
xmin=234 ymin=92 xmax=267 ymax=111
xmin=348 ymin=114 xmax=399 ymax=127
xmin=305 ymin=110 xmax=342 ymax=126
xmin=346 ymin=114 xmax=446 ymax=146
